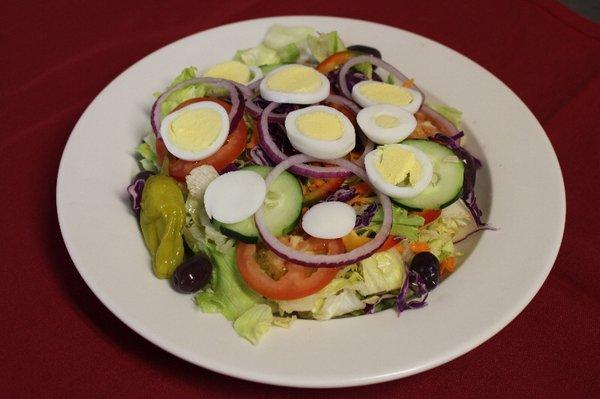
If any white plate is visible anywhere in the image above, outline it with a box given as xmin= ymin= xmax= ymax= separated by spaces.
xmin=56 ymin=16 xmax=565 ymax=388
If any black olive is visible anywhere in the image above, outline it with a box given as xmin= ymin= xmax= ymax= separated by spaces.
xmin=171 ymin=255 xmax=213 ymax=293
xmin=409 ymin=252 xmax=440 ymax=290
xmin=347 ymin=45 xmax=382 ymax=59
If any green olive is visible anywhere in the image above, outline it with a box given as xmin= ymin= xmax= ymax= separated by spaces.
xmin=140 ymin=174 xmax=186 ymax=279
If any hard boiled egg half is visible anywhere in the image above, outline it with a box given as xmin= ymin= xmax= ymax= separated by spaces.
xmin=357 ymin=104 xmax=417 ymax=144
xmin=160 ymin=101 xmax=230 ymax=161
xmin=302 ymin=201 xmax=356 ymax=239
xmin=352 ymin=81 xmax=423 ymax=114
xmin=364 ymin=144 xmax=433 ymax=198
xmin=204 ymin=170 xmax=267 ymax=224
xmin=260 ymin=64 xmax=330 ymax=104
xmin=285 ymin=105 xmax=356 ymax=160
xmin=203 ymin=60 xmax=263 ymax=85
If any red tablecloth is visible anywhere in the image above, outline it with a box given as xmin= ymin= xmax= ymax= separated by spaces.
xmin=2 ymin=0 xmax=599 ymax=397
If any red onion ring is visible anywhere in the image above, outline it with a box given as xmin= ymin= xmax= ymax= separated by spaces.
xmin=419 ymin=104 xmax=459 ymax=137
xmin=245 ymin=99 xmax=291 ymax=123
xmin=258 ymin=102 xmax=372 ymax=178
xmin=338 ymin=55 xmax=424 ymax=99
xmin=151 ymin=77 xmax=244 ymax=138
xmin=254 ymin=154 xmax=393 ymax=267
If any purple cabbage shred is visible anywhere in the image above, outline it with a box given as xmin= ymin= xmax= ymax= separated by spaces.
xmin=325 ymin=186 xmax=357 ymax=203
xmin=127 ymin=171 xmax=153 ymax=216
xmin=433 ymin=133 xmax=486 ymax=226
xmin=220 ymin=163 xmax=238 ymax=174
xmin=354 ymin=203 xmax=378 ymax=228
xmin=396 ymin=270 xmax=429 ymax=315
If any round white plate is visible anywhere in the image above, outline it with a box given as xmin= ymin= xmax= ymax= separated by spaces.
xmin=56 ymin=16 xmax=565 ymax=388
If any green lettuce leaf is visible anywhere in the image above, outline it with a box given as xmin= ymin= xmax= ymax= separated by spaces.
xmin=136 ymin=133 xmax=159 ymax=173
xmin=263 ymin=24 xmax=316 ymax=50
xmin=361 ymin=205 xmax=425 ymax=241
xmin=417 ymin=206 xmax=470 ymax=259
xmin=235 ymin=44 xmax=280 ymax=67
xmin=427 ymin=103 xmax=463 ymax=130
xmin=233 ymin=304 xmax=274 ymax=345
xmin=276 ymin=43 xmax=300 ymax=64
xmin=277 ymin=268 xmax=361 ymax=315
xmin=314 ymin=289 xmax=365 ymax=320
xmin=355 ymin=249 xmax=406 ymax=296
xmin=195 ymin=246 xmax=263 ymax=321
xmin=160 ymin=67 xmax=207 ymax=116
xmin=307 ymin=31 xmax=346 ymax=62
xmin=182 ymin=197 xmax=235 ymax=254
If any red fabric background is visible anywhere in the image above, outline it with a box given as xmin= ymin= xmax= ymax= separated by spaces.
xmin=1 ymin=0 xmax=599 ymax=397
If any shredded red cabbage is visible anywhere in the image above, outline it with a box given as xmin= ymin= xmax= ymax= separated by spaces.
xmin=433 ymin=133 xmax=486 ymax=226
xmin=396 ymin=270 xmax=429 ymax=315
xmin=219 ymin=163 xmax=238 ymax=174
xmin=127 ymin=171 xmax=153 ymax=215
xmin=325 ymin=186 xmax=357 ymax=203
xmin=355 ymin=203 xmax=378 ymax=228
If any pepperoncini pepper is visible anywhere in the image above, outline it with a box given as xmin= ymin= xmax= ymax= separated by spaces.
xmin=140 ymin=174 xmax=185 ymax=278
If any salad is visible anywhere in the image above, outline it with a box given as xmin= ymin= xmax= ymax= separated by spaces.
xmin=128 ymin=25 xmax=492 ymax=345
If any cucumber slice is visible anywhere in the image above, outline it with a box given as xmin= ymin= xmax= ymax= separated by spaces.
xmin=216 ymin=165 xmax=302 ymax=243
xmin=392 ymin=139 xmax=464 ymax=211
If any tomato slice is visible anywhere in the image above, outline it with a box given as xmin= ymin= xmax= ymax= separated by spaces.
xmin=316 ymin=51 xmax=357 ymax=74
xmin=413 ymin=209 xmax=442 ymax=225
xmin=236 ymin=237 xmax=345 ymax=300
xmin=155 ymin=97 xmax=248 ymax=181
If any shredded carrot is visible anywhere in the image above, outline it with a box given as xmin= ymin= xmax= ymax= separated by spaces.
xmin=246 ymin=119 xmax=259 ymax=149
xmin=440 ymin=256 xmax=456 ymax=275
xmin=402 ymin=78 xmax=415 ymax=88
xmin=410 ymin=242 xmax=429 ymax=253
xmin=354 ymin=182 xmax=372 ymax=196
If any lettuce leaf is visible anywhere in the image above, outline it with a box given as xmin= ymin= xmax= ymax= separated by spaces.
xmin=276 ymin=43 xmax=300 ymax=64
xmin=354 ymin=248 xmax=406 ymax=296
xmin=307 ymin=31 xmax=346 ymax=62
xmin=235 ymin=44 xmax=280 ymax=67
xmin=195 ymin=246 xmax=263 ymax=321
xmin=427 ymin=103 xmax=462 ymax=130
xmin=263 ymin=24 xmax=316 ymax=50
xmin=136 ymin=133 xmax=159 ymax=173
xmin=233 ymin=304 xmax=273 ymax=345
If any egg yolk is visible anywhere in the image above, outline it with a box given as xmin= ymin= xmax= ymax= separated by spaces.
xmin=374 ymin=145 xmax=422 ymax=186
xmin=267 ymin=65 xmax=322 ymax=93
xmin=169 ymin=109 xmax=222 ymax=151
xmin=203 ymin=60 xmax=251 ymax=84
xmin=359 ymin=82 xmax=413 ymax=106
xmin=374 ymin=114 xmax=401 ymax=128
xmin=296 ymin=112 xmax=343 ymax=141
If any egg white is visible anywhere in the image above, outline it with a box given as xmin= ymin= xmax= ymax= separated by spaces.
xmin=352 ymin=81 xmax=423 ymax=114
xmin=285 ymin=105 xmax=356 ymax=160
xmin=364 ymin=144 xmax=433 ymax=199
xmin=302 ymin=201 xmax=356 ymax=239
xmin=357 ymin=104 xmax=417 ymax=145
xmin=204 ymin=170 xmax=267 ymax=224
xmin=160 ymin=101 xmax=230 ymax=161
xmin=260 ymin=64 xmax=330 ymax=104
